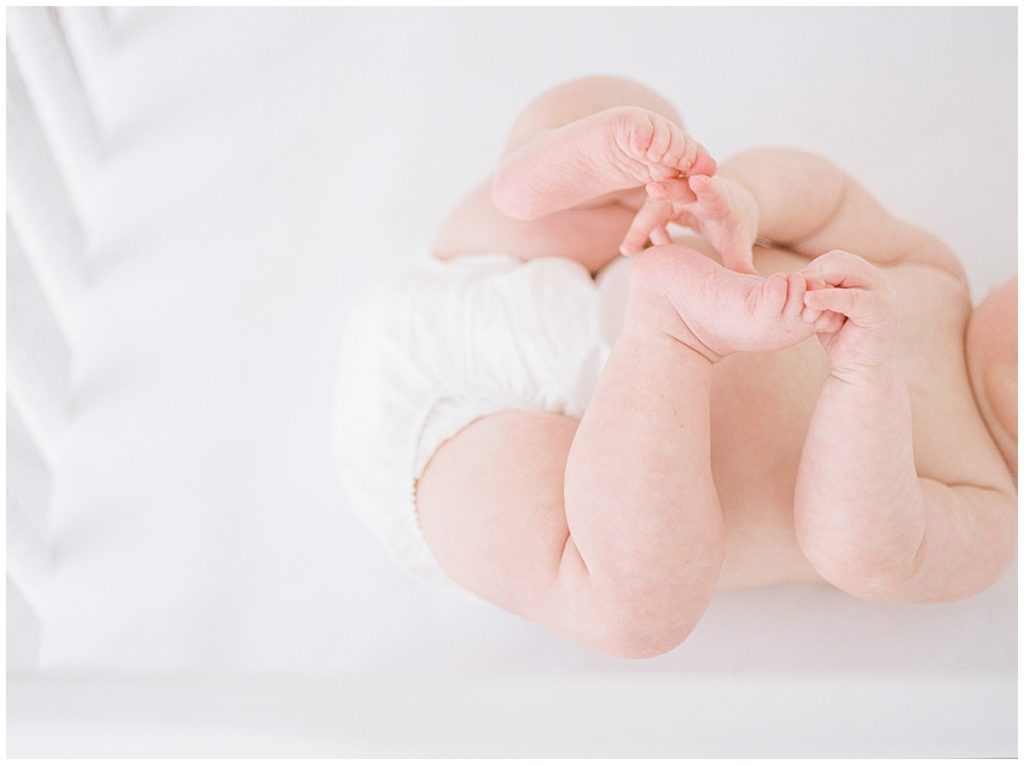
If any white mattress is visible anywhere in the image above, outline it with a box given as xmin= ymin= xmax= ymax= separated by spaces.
xmin=16 ymin=6 xmax=1017 ymax=756
xmin=7 ymin=672 xmax=1015 ymax=757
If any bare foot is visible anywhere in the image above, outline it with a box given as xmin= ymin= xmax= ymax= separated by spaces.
xmin=630 ymin=244 xmax=840 ymax=360
xmin=492 ymin=106 xmax=717 ymax=221
xmin=621 ymin=174 xmax=759 ymax=271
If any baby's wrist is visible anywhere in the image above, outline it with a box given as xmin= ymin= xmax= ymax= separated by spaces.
xmin=826 ymin=355 xmax=901 ymax=389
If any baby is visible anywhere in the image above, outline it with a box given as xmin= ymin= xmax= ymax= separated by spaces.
xmin=337 ymin=76 xmax=1017 ymax=659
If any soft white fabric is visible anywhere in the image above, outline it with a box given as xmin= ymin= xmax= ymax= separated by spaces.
xmin=34 ymin=9 xmax=1016 ymax=718
xmin=6 ymin=7 xmax=102 ymax=669
xmin=336 ymin=253 xmax=624 ymax=597
xmin=5 ymin=224 xmax=71 ymax=465
xmin=6 ymin=7 xmax=101 ymax=214
xmin=8 ymin=673 xmax=1016 ymax=757
xmin=5 ymin=48 xmax=87 ymax=335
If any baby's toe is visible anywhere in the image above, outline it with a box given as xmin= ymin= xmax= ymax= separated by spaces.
xmin=645 ymin=118 xmax=672 ymax=163
xmin=689 ymin=143 xmax=718 ymax=177
xmin=648 ymin=163 xmax=679 ymax=182
xmin=627 ymin=119 xmax=655 ymax=158
xmin=762 ymin=273 xmax=789 ymax=314
xmin=666 ymin=131 xmax=698 ymax=172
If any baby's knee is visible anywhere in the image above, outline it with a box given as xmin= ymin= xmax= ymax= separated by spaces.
xmin=584 ymin=578 xmax=716 ymax=659
xmin=506 ymin=75 xmax=683 ymax=151
xmin=967 ymin=276 xmax=1017 ymax=474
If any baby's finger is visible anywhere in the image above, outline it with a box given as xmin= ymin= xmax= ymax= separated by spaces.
xmin=783 ymin=273 xmax=807 ymax=318
xmin=800 ymin=250 xmax=887 ymax=290
xmin=801 ymin=276 xmax=828 ymax=322
xmin=801 ymin=305 xmax=823 ymax=323
xmin=804 ymin=275 xmax=828 ymax=292
xmin=646 ymin=179 xmax=696 ymax=204
xmin=803 ymin=286 xmax=887 ymax=326
xmin=649 ymin=225 xmax=672 ymax=246
xmin=620 ymin=198 xmax=672 ymax=256
xmin=814 ymin=310 xmax=846 ymax=334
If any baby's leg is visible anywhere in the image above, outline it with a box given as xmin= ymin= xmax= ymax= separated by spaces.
xmin=492 ymin=77 xmax=715 ymax=220
xmin=500 ymin=76 xmax=686 ymax=219
xmin=966 ymin=276 xmax=1017 ymax=478
xmin=416 ymin=244 xmax=815 ymax=657
xmin=418 ymin=252 xmax=725 ymax=658
xmin=503 ymin=76 xmax=685 ymax=155
xmin=432 ymin=77 xmax=710 ymax=272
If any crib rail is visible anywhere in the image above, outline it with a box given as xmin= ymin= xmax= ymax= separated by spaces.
xmin=6 ymin=6 xmax=107 ymax=671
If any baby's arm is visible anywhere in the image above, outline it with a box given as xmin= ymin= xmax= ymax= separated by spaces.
xmin=717 ymin=149 xmax=964 ymax=279
xmin=792 ymin=251 xmax=1016 ymax=602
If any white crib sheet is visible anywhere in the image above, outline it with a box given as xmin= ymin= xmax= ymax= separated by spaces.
xmin=31 ymin=7 xmax=1016 ymax=756
xmin=7 ymin=671 xmax=1016 ymax=757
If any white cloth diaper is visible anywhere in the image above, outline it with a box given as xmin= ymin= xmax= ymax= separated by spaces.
xmin=335 ymin=252 xmax=631 ymax=599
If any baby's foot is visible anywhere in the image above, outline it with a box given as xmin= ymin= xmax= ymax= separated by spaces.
xmin=623 ymin=175 xmax=759 ymax=271
xmin=493 ymin=106 xmax=717 ymax=221
xmin=630 ymin=244 xmax=821 ymax=360
xmin=674 ymin=175 xmax=759 ymax=273
xmin=599 ymin=106 xmax=718 ymax=187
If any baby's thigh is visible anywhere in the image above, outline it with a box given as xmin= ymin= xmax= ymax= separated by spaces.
xmin=416 ymin=411 xmax=580 ymax=615
xmin=432 ymin=178 xmax=635 ymax=273
xmin=966 ymin=276 xmax=1017 ymax=471
xmin=969 ymin=276 xmax=1018 ymax=379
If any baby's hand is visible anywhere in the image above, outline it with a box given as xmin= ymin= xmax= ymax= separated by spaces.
xmin=621 ymin=174 xmax=760 ymax=276
xmin=799 ymin=250 xmax=898 ymax=380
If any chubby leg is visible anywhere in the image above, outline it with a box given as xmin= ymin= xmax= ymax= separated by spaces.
xmin=503 ymin=75 xmax=686 ymax=153
xmin=416 ymin=244 xmax=817 ymax=657
xmin=496 ymin=76 xmax=700 ymax=216
xmin=966 ymin=276 xmax=1017 ymax=479
xmin=417 ymin=258 xmax=724 ymax=658
xmin=432 ymin=77 xmax=711 ymax=273
xmin=564 ymin=244 xmax=822 ymax=648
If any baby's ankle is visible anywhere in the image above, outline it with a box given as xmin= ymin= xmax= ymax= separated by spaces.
xmin=625 ymin=250 xmax=721 ymax=363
